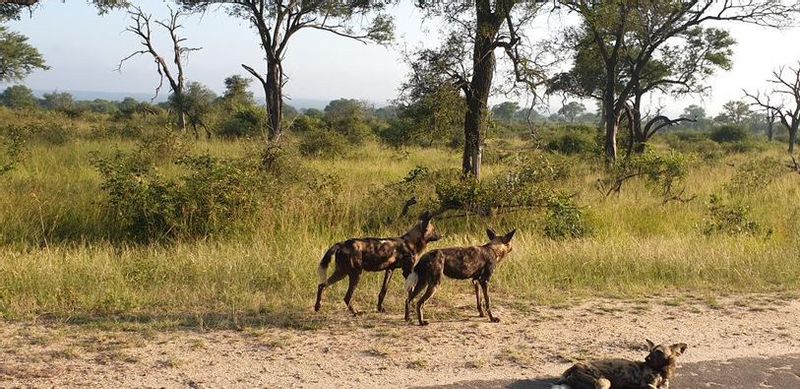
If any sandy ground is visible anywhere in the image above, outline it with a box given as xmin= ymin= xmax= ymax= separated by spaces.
xmin=1 ymin=294 xmax=799 ymax=388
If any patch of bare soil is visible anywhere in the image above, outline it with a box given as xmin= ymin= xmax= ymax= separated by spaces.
xmin=1 ymin=294 xmax=799 ymax=388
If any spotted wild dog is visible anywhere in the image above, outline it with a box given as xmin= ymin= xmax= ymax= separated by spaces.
xmin=314 ymin=211 xmax=441 ymax=316
xmin=404 ymin=228 xmax=516 ymax=325
xmin=553 ymin=340 xmax=688 ymax=389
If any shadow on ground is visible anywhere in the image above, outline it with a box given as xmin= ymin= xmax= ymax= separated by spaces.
xmin=418 ymin=354 xmax=800 ymax=389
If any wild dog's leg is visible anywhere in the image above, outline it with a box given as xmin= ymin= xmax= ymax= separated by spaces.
xmin=415 ymin=282 xmax=439 ymax=326
xmin=344 ymin=270 xmax=362 ymax=316
xmin=405 ymin=279 xmax=427 ymax=322
xmin=376 ymin=269 xmax=394 ymax=313
xmin=479 ymin=262 xmax=500 ymax=322
xmin=314 ymin=268 xmax=347 ymax=312
xmin=559 ymin=367 xmax=604 ymax=389
xmin=472 ymin=279 xmax=484 ymax=317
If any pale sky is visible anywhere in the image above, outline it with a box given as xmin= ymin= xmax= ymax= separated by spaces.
xmin=4 ymin=1 xmax=800 ymax=116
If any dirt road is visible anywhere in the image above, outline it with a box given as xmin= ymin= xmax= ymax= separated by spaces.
xmin=2 ymin=294 xmax=799 ymax=388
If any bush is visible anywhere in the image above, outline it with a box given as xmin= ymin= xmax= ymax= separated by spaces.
xmin=702 ymin=194 xmax=761 ymax=236
xmin=218 ymin=105 xmax=265 ymax=138
xmin=665 ymin=134 xmax=723 ymax=161
xmin=546 ymin=131 xmax=597 ymax=155
xmin=290 ymin=114 xmax=326 ymax=134
xmin=726 ymin=157 xmax=784 ymax=195
xmin=710 ymin=125 xmax=749 ymax=143
xmin=92 ymin=152 xmax=265 ymax=242
xmin=543 ymin=197 xmax=592 ymax=239
xmin=599 ymin=151 xmax=693 ymax=202
xmin=298 ymin=128 xmax=349 ymax=158
xmin=0 ymin=126 xmax=26 ymax=175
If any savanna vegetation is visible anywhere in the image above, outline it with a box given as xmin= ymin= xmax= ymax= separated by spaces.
xmin=1 ymin=0 xmax=799 ymax=330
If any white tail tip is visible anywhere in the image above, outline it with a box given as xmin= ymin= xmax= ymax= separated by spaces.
xmin=404 ymin=271 xmax=418 ymax=292
xmin=550 ymin=385 xmax=570 ymax=389
xmin=317 ymin=266 xmax=327 ymax=285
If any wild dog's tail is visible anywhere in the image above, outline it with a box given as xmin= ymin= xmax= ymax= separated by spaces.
xmin=404 ymin=270 xmax=419 ymax=292
xmin=317 ymin=243 xmax=340 ymax=284
xmin=549 ymin=385 xmax=570 ymax=389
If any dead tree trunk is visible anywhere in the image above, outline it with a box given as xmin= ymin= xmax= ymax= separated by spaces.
xmin=118 ymin=6 xmax=198 ymax=133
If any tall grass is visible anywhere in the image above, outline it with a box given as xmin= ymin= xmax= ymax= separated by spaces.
xmin=1 ymin=124 xmax=799 ymax=325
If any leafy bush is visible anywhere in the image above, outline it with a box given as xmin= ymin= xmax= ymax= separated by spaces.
xmin=726 ymin=157 xmax=784 ymax=195
xmin=546 ymin=131 xmax=597 ymax=155
xmin=0 ymin=126 xmax=26 ymax=175
xmin=702 ymin=194 xmax=761 ymax=236
xmin=218 ymin=105 xmax=265 ymax=138
xmin=298 ymin=128 xmax=350 ymax=158
xmin=543 ymin=197 xmax=592 ymax=239
xmin=290 ymin=114 xmax=326 ymax=134
xmin=665 ymin=135 xmax=723 ymax=161
xmin=599 ymin=151 xmax=693 ymax=202
xmin=92 ymin=152 xmax=265 ymax=242
xmin=710 ymin=125 xmax=749 ymax=143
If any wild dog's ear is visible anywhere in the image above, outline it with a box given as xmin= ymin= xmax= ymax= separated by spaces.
xmin=419 ymin=211 xmax=432 ymax=228
xmin=501 ymin=229 xmax=517 ymax=244
xmin=486 ymin=228 xmax=497 ymax=240
xmin=646 ymin=339 xmax=656 ymax=350
xmin=669 ymin=343 xmax=687 ymax=356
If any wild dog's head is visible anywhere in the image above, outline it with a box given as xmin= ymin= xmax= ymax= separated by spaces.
xmin=485 ymin=228 xmax=516 ymax=259
xmin=405 ymin=211 xmax=441 ymax=247
xmin=644 ymin=339 xmax=687 ymax=376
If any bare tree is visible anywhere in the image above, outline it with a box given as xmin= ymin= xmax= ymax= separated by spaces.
xmin=746 ymin=91 xmax=780 ymax=141
xmin=182 ymin=1 xmax=393 ymax=144
xmin=745 ymin=63 xmax=800 ymax=153
xmin=118 ymin=5 xmax=200 ymax=132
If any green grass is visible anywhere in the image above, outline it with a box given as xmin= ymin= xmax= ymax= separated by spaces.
xmin=1 ymin=118 xmax=799 ymax=327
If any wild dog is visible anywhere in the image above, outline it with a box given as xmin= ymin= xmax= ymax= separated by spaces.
xmin=553 ymin=340 xmax=688 ymax=389
xmin=404 ymin=228 xmax=516 ymax=325
xmin=314 ymin=212 xmax=441 ymax=316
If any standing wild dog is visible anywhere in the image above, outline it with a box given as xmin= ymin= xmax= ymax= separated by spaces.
xmin=404 ymin=228 xmax=516 ymax=325
xmin=553 ymin=340 xmax=688 ymax=389
xmin=314 ymin=212 xmax=441 ymax=316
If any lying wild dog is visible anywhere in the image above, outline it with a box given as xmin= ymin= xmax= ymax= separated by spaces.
xmin=404 ymin=228 xmax=516 ymax=325
xmin=314 ymin=212 xmax=441 ymax=316
xmin=553 ymin=340 xmax=688 ymax=389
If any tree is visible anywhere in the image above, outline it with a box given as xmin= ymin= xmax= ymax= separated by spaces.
xmin=680 ymin=104 xmax=710 ymax=131
xmin=174 ymin=81 xmax=217 ymax=139
xmin=221 ymin=74 xmax=255 ymax=107
xmin=118 ymin=5 xmax=200 ymax=132
xmin=41 ymin=91 xmax=75 ymax=112
xmin=181 ymin=1 xmax=393 ymax=144
xmin=557 ymin=0 xmax=794 ymax=163
xmin=409 ymin=1 xmax=547 ymax=179
xmin=718 ymin=100 xmax=752 ymax=125
xmin=746 ymin=94 xmax=779 ymax=141
xmin=0 ymin=84 xmax=37 ymax=109
xmin=0 ymin=25 xmax=47 ymax=82
xmin=558 ymin=101 xmax=586 ymax=123
xmin=745 ymin=63 xmax=800 ymax=153
xmin=492 ymin=101 xmax=520 ymax=123
xmin=324 ymin=98 xmax=371 ymax=143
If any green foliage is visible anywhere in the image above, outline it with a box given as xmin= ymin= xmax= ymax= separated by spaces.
xmin=726 ymin=157 xmax=784 ymax=195
xmin=92 ymin=151 xmax=265 ymax=242
xmin=600 ymin=151 xmax=692 ymax=202
xmin=710 ymin=125 xmax=749 ymax=143
xmin=546 ymin=125 xmax=599 ymax=155
xmin=218 ymin=105 xmax=265 ymax=139
xmin=0 ymin=85 xmax=38 ymax=109
xmin=665 ymin=132 xmax=723 ymax=161
xmin=702 ymin=194 xmax=761 ymax=236
xmin=221 ymin=74 xmax=256 ymax=107
xmin=298 ymin=128 xmax=349 ymax=158
xmin=290 ymin=114 xmax=326 ymax=134
xmin=176 ymin=81 xmax=217 ymax=134
xmin=0 ymin=125 xmax=26 ymax=175
xmin=41 ymin=91 xmax=75 ymax=113
xmin=324 ymin=98 xmax=373 ymax=144
xmin=0 ymin=26 xmax=48 ymax=82
xmin=543 ymin=197 xmax=592 ymax=240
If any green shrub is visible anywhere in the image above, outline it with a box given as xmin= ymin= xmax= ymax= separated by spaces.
xmin=298 ymin=129 xmax=350 ymax=158
xmin=546 ymin=131 xmax=597 ymax=155
xmin=543 ymin=197 xmax=592 ymax=239
xmin=702 ymin=194 xmax=761 ymax=236
xmin=290 ymin=114 xmax=326 ymax=134
xmin=710 ymin=125 xmax=749 ymax=143
xmin=92 ymin=152 xmax=266 ymax=242
xmin=599 ymin=151 xmax=693 ymax=202
xmin=218 ymin=105 xmax=265 ymax=138
xmin=726 ymin=157 xmax=784 ymax=195
xmin=0 ymin=126 xmax=26 ymax=175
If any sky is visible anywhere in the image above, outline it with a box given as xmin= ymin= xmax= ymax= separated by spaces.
xmin=4 ymin=1 xmax=800 ymax=116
